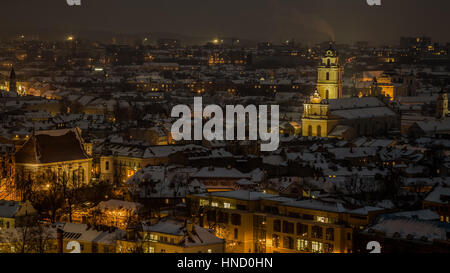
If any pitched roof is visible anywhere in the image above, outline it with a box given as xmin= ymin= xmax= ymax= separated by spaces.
xmin=142 ymin=219 xmax=224 ymax=247
xmin=0 ymin=200 xmax=20 ymax=218
xmin=424 ymin=186 xmax=450 ymax=205
xmin=15 ymin=128 xmax=89 ymax=164
xmin=367 ymin=218 xmax=450 ymax=241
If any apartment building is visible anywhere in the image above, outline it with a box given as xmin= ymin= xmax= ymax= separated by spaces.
xmin=187 ymin=190 xmax=386 ymax=253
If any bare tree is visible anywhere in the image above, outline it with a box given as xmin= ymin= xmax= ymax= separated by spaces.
xmin=29 ymin=224 xmax=54 ymax=253
xmin=0 ymin=223 xmax=55 ymax=253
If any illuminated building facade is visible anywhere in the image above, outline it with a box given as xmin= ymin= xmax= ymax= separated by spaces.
xmin=302 ymin=49 xmax=399 ymax=139
xmin=116 ymin=218 xmax=225 ymax=253
xmin=355 ymin=70 xmax=417 ymax=100
xmin=14 ymin=128 xmax=93 ymax=196
xmin=316 ymin=46 xmax=343 ymax=100
xmin=89 ymin=199 xmax=142 ymax=230
xmin=188 ymin=191 xmax=385 ymax=253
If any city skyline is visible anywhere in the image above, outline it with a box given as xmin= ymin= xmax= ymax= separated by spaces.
xmin=1 ymin=0 xmax=450 ymax=44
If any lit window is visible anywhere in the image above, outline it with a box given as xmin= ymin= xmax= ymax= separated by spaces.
xmin=211 ymin=202 xmax=219 ymax=207
xmin=312 ymin=241 xmax=323 ymax=253
xmin=149 ymin=234 xmax=158 ymax=242
xmin=297 ymin=239 xmax=309 ymax=252
xmin=224 ymin=202 xmax=231 ymax=209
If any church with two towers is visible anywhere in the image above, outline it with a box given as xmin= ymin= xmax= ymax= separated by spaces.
xmin=301 ymin=46 xmax=399 ymax=139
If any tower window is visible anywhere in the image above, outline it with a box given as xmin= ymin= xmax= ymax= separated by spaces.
xmin=327 ymin=59 xmax=331 ymax=66
xmin=326 ymin=72 xmax=330 ymax=81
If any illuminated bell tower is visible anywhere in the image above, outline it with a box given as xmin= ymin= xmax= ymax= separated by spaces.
xmin=301 ymin=90 xmax=335 ymax=137
xmin=317 ymin=46 xmax=343 ymax=99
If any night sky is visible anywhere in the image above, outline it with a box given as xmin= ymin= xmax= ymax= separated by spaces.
xmin=1 ymin=0 xmax=448 ymax=44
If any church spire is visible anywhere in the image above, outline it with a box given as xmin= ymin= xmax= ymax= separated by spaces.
xmin=9 ymin=67 xmax=17 ymax=93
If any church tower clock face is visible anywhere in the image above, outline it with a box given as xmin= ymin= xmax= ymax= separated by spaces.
xmin=317 ymin=47 xmax=343 ymax=99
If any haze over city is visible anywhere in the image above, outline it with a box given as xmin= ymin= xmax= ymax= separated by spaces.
xmin=1 ymin=0 xmax=449 ymax=44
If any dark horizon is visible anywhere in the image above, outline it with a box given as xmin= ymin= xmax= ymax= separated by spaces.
xmin=1 ymin=0 xmax=449 ymax=45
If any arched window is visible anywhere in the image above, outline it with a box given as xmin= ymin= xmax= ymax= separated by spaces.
xmin=326 ymin=72 xmax=330 ymax=81
xmin=308 ymin=125 xmax=313 ymax=137
xmin=317 ymin=126 xmax=322 ymax=137
xmin=105 ymin=161 xmax=110 ymax=171
xmin=327 ymin=58 xmax=331 ymax=66
xmin=325 ymin=90 xmax=329 ymax=99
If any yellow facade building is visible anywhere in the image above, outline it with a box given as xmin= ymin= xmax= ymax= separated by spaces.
xmin=187 ymin=191 xmax=385 ymax=253
xmin=116 ymin=218 xmax=225 ymax=253
xmin=355 ymin=70 xmax=417 ymax=100
xmin=316 ymin=47 xmax=343 ymax=100
xmin=302 ymin=48 xmax=398 ymax=139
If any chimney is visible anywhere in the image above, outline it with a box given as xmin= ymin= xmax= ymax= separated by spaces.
xmin=57 ymin=228 xmax=64 ymax=253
